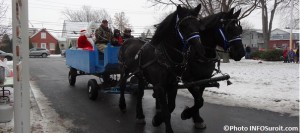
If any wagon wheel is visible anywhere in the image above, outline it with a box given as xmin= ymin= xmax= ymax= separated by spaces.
xmin=68 ymin=68 xmax=77 ymax=86
xmin=88 ymin=79 xmax=99 ymax=100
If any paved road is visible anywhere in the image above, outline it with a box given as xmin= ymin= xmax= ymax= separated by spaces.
xmin=29 ymin=56 xmax=299 ymax=133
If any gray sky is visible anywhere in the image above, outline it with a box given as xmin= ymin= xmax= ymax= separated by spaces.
xmin=3 ymin=0 xmax=282 ymax=37
xmin=4 ymin=0 xmax=168 ymax=36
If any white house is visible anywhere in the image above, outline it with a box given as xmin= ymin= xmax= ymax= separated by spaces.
xmin=61 ymin=21 xmax=100 ymax=48
xmin=241 ymin=29 xmax=264 ymax=49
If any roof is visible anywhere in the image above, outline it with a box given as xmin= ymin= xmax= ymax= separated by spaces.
xmin=30 ymin=28 xmax=58 ymax=40
xmin=56 ymin=37 xmax=66 ymax=42
xmin=272 ymin=28 xmax=300 ymax=34
xmin=62 ymin=21 xmax=100 ymax=38
xmin=243 ymin=29 xmax=263 ymax=34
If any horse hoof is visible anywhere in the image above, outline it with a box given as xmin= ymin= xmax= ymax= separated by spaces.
xmin=136 ymin=119 xmax=146 ymax=124
xmin=152 ymin=115 xmax=163 ymax=127
xmin=181 ymin=106 xmax=192 ymax=120
xmin=194 ymin=122 xmax=206 ymax=129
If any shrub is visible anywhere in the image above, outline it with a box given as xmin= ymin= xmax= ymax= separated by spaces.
xmin=250 ymin=51 xmax=263 ymax=60
xmin=256 ymin=49 xmax=283 ymax=61
xmin=250 ymin=49 xmax=283 ymax=61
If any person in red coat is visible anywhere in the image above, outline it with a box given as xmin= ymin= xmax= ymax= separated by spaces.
xmin=77 ymin=30 xmax=93 ymax=50
xmin=283 ymin=48 xmax=288 ymax=63
xmin=111 ymin=29 xmax=123 ymax=46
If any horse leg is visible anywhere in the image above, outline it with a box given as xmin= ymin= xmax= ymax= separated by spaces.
xmin=152 ymin=85 xmax=174 ymax=133
xmin=167 ymin=83 xmax=178 ymax=113
xmin=119 ymin=71 xmax=128 ymax=112
xmin=152 ymin=92 xmax=161 ymax=111
xmin=181 ymin=86 xmax=206 ymax=129
xmin=136 ymin=77 xmax=146 ymax=124
xmin=192 ymin=87 xmax=206 ymax=129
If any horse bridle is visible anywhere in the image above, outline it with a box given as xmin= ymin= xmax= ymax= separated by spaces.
xmin=217 ymin=19 xmax=242 ymax=53
xmin=175 ymin=15 xmax=201 ymax=50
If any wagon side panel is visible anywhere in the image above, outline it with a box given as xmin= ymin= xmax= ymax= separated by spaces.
xmin=66 ymin=50 xmax=97 ymax=73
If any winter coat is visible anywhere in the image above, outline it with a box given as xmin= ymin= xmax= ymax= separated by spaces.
xmin=77 ymin=35 xmax=93 ymax=50
xmin=283 ymin=49 xmax=288 ymax=58
xmin=95 ymin=25 xmax=113 ymax=44
xmin=112 ymin=36 xmax=123 ymax=46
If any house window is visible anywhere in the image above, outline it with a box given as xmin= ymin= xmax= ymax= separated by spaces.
xmin=41 ymin=32 xmax=46 ymax=39
xmin=41 ymin=43 xmax=46 ymax=49
xmin=50 ymin=43 xmax=55 ymax=50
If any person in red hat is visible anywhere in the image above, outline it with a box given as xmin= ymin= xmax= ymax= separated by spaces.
xmin=77 ymin=29 xmax=93 ymax=50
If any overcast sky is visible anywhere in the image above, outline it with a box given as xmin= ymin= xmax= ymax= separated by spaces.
xmin=3 ymin=0 xmax=281 ymax=37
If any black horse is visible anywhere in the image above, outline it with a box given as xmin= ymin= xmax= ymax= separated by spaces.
xmin=118 ymin=4 xmax=204 ymax=133
xmin=180 ymin=8 xmax=245 ymax=129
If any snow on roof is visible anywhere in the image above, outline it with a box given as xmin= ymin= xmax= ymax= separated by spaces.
xmin=280 ymin=28 xmax=300 ymax=34
xmin=62 ymin=21 xmax=100 ymax=38
xmin=62 ymin=21 xmax=88 ymax=38
xmin=272 ymin=28 xmax=300 ymax=34
xmin=56 ymin=37 xmax=66 ymax=42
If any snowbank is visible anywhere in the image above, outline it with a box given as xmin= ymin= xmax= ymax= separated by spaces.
xmin=178 ymin=59 xmax=299 ymax=116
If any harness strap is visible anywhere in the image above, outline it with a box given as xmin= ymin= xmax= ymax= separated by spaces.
xmin=228 ymin=37 xmax=242 ymax=43
xmin=123 ymin=58 xmax=157 ymax=80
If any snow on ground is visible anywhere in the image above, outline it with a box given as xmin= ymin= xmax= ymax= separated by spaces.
xmin=178 ymin=59 xmax=299 ymax=116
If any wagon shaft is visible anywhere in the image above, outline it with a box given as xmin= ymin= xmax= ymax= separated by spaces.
xmin=180 ymin=74 xmax=230 ymax=88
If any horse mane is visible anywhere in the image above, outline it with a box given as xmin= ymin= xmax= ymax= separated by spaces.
xmin=201 ymin=12 xmax=224 ymax=29
xmin=151 ymin=11 xmax=177 ymax=46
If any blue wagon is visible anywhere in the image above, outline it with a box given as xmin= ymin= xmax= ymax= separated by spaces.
xmin=66 ymin=44 xmax=134 ymax=100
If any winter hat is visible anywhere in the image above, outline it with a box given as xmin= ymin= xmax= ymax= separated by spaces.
xmin=80 ymin=29 xmax=86 ymax=35
xmin=102 ymin=19 xmax=108 ymax=23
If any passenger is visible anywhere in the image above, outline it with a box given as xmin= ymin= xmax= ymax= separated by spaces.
xmin=111 ymin=29 xmax=123 ymax=46
xmin=94 ymin=19 xmax=113 ymax=53
xmin=77 ymin=30 xmax=93 ymax=50
xmin=122 ymin=28 xmax=134 ymax=41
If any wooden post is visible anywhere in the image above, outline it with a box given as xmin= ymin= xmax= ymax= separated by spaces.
xmin=289 ymin=0 xmax=294 ymax=50
xmin=12 ymin=0 xmax=31 ymax=132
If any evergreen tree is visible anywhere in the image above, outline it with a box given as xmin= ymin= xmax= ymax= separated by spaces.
xmin=29 ymin=37 xmax=34 ymax=49
xmin=55 ymin=43 xmax=61 ymax=54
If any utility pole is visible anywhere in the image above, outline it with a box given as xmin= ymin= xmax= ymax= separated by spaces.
xmin=12 ymin=0 xmax=31 ymax=132
xmin=289 ymin=0 xmax=294 ymax=50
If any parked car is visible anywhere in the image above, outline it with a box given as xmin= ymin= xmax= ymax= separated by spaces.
xmin=29 ymin=48 xmax=50 ymax=58
xmin=0 ymin=50 xmax=13 ymax=61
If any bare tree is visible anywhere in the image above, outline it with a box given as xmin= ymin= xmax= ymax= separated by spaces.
xmin=278 ymin=0 xmax=299 ymax=29
xmin=258 ymin=0 xmax=286 ymax=50
xmin=0 ymin=0 xmax=8 ymax=36
xmin=148 ymin=0 xmax=259 ymax=19
xmin=62 ymin=5 xmax=112 ymax=23
xmin=113 ymin=12 xmax=131 ymax=33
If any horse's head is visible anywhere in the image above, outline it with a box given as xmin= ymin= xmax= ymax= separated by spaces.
xmin=175 ymin=4 xmax=205 ymax=50
xmin=217 ymin=8 xmax=245 ymax=61
xmin=152 ymin=4 xmax=204 ymax=52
